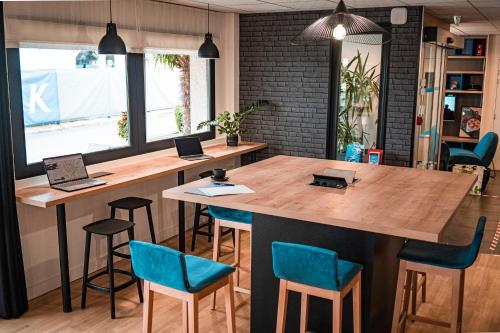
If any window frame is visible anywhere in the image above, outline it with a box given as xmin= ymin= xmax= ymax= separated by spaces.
xmin=7 ymin=49 xmax=215 ymax=179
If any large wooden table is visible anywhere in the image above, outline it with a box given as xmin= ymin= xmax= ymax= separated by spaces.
xmin=15 ymin=141 xmax=267 ymax=313
xmin=163 ymin=155 xmax=476 ymax=333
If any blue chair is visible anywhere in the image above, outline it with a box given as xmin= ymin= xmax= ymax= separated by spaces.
xmin=272 ymin=242 xmax=363 ymax=333
xmin=449 ymin=132 xmax=498 ymax=168
xmin=130 ymin=241 xmax=236 ymax=333
xmin=391 ymin=216 xmax=486 ymax=333
xmin=207 ymin=206 xmax=252 ymax=308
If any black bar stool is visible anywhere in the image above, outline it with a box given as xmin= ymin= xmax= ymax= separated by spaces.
xmin=191 ymin=171 xmax=234 ymax=251
xmin=81 ymin=218 xmax=143 ymax=319
xmin=108 ymin=197 xmax=157 ymax=246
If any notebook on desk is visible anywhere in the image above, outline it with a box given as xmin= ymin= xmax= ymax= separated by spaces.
xmin=186 ymin=183 xmax=255 ymax=197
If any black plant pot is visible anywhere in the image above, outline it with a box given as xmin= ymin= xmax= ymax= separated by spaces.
xmin=226 ymin=134 xmax=239 ymax=146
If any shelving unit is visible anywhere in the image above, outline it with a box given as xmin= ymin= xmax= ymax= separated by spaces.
xmin=441 ymin=36 xmax=487 ymax=146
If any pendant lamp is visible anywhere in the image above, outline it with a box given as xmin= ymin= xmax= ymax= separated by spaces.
xmin=198 ymin=4 xmax=220 ymax=59
xmin=292 ymin=0 xmax=389 ymax=45
xmin=98 ymin=0 xmax=126 ymax=55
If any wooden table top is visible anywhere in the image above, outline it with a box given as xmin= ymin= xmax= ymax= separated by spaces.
xmin=162 ymin=155 xmax=476 ymax=242
xmin=16 ymin=142 xmax=267 ymax=208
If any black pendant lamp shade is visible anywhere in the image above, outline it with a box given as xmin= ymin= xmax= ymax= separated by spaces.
xmin=98 ymin=0 xmax=126 ymax=55
xmin=293 ymin=0 xmax=389 ymax=45
xmin=198 ymin=4 xmax=219 ymax=59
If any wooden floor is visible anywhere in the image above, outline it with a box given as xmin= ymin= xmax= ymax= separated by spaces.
xmin=3 ymin=179 xmax=500 ymax=332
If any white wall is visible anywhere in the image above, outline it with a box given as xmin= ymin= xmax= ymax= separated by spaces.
xmin=10 ymin=2 xmax=241 ymax=299
xmin=482 ymin=35 xmax=500 ymax=169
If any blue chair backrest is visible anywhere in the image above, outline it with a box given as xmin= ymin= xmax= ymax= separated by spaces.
xmin=272 ymin=241 xmax=341 ymax=290
xmin=463 ymin=216 xmax=487 ymax=268
xmin=130 ymin=241 xmax=190 ymax=292
xmin=473 ymin=132 xmax=498 ymax=167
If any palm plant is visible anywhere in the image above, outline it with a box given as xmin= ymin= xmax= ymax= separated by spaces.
xmin=154 ymin=54 xmax=191 ymax=135
xmin=197 ymin=100 xmax=269 ymax=135
xmin=338 ymin=51 xmax=380 ymax=153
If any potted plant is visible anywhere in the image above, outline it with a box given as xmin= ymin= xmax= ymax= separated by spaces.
xmin=337 ymin=51 xmax=380 ymax=156
xmin=197 ymin=100 xmax=269 ymax=146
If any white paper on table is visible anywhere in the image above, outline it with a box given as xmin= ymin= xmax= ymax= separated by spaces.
xmin=198 ymin=185 xmax=255 ymax=197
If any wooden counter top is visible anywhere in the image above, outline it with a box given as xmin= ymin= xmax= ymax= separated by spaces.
xmin=16 ymin=141 xmax=267 ymax=208
xmin=162 ymin=155 xmax=476 ymax=242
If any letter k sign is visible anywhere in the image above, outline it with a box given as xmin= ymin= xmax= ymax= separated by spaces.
xmin=29 ymin=83 xmax=51 ymax=114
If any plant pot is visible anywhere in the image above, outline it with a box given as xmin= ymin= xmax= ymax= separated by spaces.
xmin=226 ymin=134 xmax=239 ymax=146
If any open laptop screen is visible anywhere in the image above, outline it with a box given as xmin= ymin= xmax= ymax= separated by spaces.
xmin=174 ymin=137 xmax=204 ymax=157
xmin=43 ymin=154 xmax=88 ymax=185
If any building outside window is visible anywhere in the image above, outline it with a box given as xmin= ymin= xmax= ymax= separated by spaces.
xmin=144 ymin=50 xmax=210 ymax=143
xmin=19 ymin=47 xmax=129 ymax=164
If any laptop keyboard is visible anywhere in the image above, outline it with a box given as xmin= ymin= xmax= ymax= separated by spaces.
xmin=59 ymin=178 xmax=95 ymax=187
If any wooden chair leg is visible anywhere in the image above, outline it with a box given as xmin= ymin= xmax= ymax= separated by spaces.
xmin=332 ymin=293 xmax=343 ymax=333
xmin=352 ymin=274 xmax=362 ymax=333
xmin=234 ymin=228 xmax=241 ymax=287
xmin=188 ymin=296 xmax=199 ymax=333
xmin=400 ymin=269 xmax=413 ymax=333
xmin=391 ymin=260 xmax=408 ymax=333
xmin=225 ymin=275 xmax=236 ymax=333
xmin=191 ymin=203 xmax=202 ymax=252
xmin=411 ymin=271 xmax=418 ymax=316
xmin=81 ymin=231 xmax=91 ymax=309
xmin=300 ymin=293 xmax=309 ymax=333
xmin=211 ymin=219 xmax=222 ymax=310
xmin=450 ymin=270 xmax=465 ymax=333
xmin=421 ymin=273 xmax=427 ymax=303
xmin=107 ymin=236 xmax=116 ymax=319
xmin=182 ymin=301 xmax=188 ymax=333
xmin=276 ymin=279 xmax=288 ymax=333
xmin=142 ymin=281 xmax=154 ymax=333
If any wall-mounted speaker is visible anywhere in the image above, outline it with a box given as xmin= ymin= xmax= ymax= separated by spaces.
xmin=391 ymin=7 xmax=407 ymax=25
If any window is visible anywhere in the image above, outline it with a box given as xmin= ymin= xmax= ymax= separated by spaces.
xmin=8 ymin=48 xmax=215 ymax=179
xmin=144 ymin=51 xmax=210 ymax=143
xmin=18 ymin=47 xmax=129 ymax=164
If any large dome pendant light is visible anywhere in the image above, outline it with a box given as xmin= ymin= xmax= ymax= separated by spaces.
xmin=292 ymin=0 xmax=390 ymax=45
xmin=198 ymin=4 xmax=220 ymax=59
xmin=98 ymin=0 xmax=126 ymax=55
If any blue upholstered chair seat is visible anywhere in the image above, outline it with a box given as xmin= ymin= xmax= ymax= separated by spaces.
xmin=184 ymin=255 xmax=235 ymax=292
xmin=207 ymin=206 xmax=252 ymax=224
xmin=398 ymin=216 xmax=486 ymax=270
xmin=399 ymin=241 xmax=473 ymax=269
xmin=130 ymin=241 xmax=234 ymax=293
xmin=272 ymin=242 xmax=362 ymax=291
xmin=449 ymin=148 xmax=483 ymax=166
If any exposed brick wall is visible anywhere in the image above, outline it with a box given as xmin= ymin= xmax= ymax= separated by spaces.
xmin=239 ymin=7 xmax=423 ymax=167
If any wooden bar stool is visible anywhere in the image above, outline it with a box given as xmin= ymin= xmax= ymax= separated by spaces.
xmin=208 ymin=206 xmax=252 ymax=308
xmin=392 ymin=216 xmax=486 ymax=333
xmin=108 ymin=197 xmax=157 ymax=250
xmin=191 ymin=171 xmax=234 ymax=251
xmin=271 ymin=241 xmax=363 ymax=333
xmin=81 ymin=218 xmax=143 ymax=319
xmin=130 ymin=241 xmax=236 ymax=333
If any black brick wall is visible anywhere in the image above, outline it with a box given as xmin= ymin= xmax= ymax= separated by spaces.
xmin=239 ymin=7 xmax=423 ymax=167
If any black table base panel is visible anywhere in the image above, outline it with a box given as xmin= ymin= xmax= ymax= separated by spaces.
xmin=251 ymin=213 xmax=404 ymax=333
xmin=56 ymin=203 xmax=72 ymax=312
xmin=178 ymin=171 xmax=185 ymax=252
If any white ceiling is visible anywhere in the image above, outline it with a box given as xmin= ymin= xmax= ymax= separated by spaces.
xmin=161 ymin=0 xmax=500 ymax=35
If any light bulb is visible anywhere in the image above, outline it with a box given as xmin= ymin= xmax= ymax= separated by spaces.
xmin=332 ymin=24 xmax=347 ymax=40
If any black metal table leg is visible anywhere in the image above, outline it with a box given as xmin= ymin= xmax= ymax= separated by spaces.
xmin=250 ymin=151 xmax=257 ymax=163
xmin=56 ymin=203 xmax=72 ymax=312
xmin=178 ymin=171 xmax=185 ymax=252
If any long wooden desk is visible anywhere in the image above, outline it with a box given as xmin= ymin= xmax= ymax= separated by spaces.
xmin=15 ymin=141 xmax=267 ymax=313
xmin=162 ymin=155 xmax=476 ymax=332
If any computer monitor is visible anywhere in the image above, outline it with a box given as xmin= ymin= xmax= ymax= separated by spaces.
xmin=174 ymin=137 xmax=204 ymax=157
xmin=43 ymin=153 xmax=88 ymax=185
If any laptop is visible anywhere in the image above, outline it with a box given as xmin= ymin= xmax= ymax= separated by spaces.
xmin=174 ymin=137 xmax=213 ymax=161
xmin=43 ymin=153 xmax=106 ymax=192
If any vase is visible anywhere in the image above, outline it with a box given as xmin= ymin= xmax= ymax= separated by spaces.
xmin=226 ymin=134 xmax=239 ymax=146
